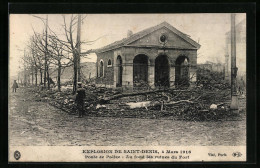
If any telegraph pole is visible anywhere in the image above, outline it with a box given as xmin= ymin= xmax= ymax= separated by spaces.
xmin=230 ymin=13 xmax=238 ymax=112
xmin=76 ymin=14 xmax=82 ymax=82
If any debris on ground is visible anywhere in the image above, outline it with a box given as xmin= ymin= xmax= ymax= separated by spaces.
xmin=26 ymin=71 xmax=245 ymax=122
xmin=210 ymin=104 xmax=218 ymax=109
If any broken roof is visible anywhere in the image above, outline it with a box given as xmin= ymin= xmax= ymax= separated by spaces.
xmin=95 ymin=21 xmax=201 ymax=53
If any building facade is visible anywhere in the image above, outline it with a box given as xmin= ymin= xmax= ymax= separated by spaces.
xmin=94 ymin=22 xmax=200 ymax=88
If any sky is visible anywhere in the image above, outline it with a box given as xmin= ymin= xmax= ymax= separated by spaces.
xmin=9 ymin=13 xmax=246 ymax=76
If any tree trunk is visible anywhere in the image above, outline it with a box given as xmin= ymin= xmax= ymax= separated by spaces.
xmin=44 ymin=60 xmax=47 ymax=87
xmin=31 ymin=66 xmax=34 ymax=85
xmin=73 ymin=51 xmax=78 ymax=95
xmin=58 ymin=60 xmax=61 ymax=92
xmin=47 ymin=65 xmax=50 ymax=90
xmin=35 ymin=68 xmax=38 ymax=86
xmin=125 ymin=100 xmax=194 ymax=109
xmin=100 ymin=89 xmax=194 ymax=104
xmin=40 ymin=69 xmax=43 ymax=85
xmin=77 ymin=14 xmax=81 ymax=82
xmin=44 ymin=15 xmax=48 ymax=88
xmin=78 ymin=57 xmax=81 ymax=82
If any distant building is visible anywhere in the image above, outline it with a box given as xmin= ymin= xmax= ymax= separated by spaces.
xmin=50 ymin=62 xmax=96 ymax=83
xmin=205 ymin=61 xmax=224 ymax=73
xmin=198 ymin=64 xmax=212 ymax=71
xmin=198 ymin=61 xmax=225 ymax=76
xmin=94 ymin=22 xmax=200 ymax=88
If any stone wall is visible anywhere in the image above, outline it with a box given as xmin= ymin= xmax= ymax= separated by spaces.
xmin=122 ymin=47 xmax=197 ymax=87
xmin=96 ymin=47 xmax=197 ymax=88
xmin=96 ymin=51 xmax=114 ymax=86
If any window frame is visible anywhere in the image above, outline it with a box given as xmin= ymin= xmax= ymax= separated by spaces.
xmin=107 ymin=59 xmax=112 ymax=67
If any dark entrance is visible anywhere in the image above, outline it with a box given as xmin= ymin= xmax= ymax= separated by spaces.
xmin=133 ymin=54 xmax=148 ymax=87
xmin=116 ymin=56 xmax=123 ymax=87
xmin=155 ymin=55 xmax=170 ymax=87
xmin=175 ymin=56 xmax=189 ymax=86
xmin=100 ymin=61 xmax=104 ymax=77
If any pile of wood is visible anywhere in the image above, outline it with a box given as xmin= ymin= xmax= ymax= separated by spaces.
xmin=28 ymin=80 xmax=243 ymax=121
xmin=197 ymin=68 xmax=230 ymax=90
xmin=86 ymin=87 xmax=240 ymax=121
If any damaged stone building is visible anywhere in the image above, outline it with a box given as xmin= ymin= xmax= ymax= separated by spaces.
xmin=94 ymin=21 xmax=200 ymax=88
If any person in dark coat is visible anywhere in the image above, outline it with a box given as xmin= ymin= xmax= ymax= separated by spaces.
xmin=12 ymin=80 xmax=18 ymax=92
xmin=75 ymin=82 xmax=86 ymax=118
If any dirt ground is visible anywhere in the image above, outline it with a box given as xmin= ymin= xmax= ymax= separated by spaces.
xmin=9 ymin=87 xmax=246 ymax=146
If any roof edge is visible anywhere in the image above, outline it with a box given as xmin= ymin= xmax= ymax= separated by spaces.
xmin=95 ymin=21 xmax=201 ymax=53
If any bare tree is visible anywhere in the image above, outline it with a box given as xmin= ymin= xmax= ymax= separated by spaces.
xmin=30 ymin=14 xmax=49 ymax=89
xmin=27 ymin=38 xmax=44 ymax=86
xmin=38 ymin=14 xmax=103 ymax=94
xmin=48 ymin=36 xmax=73 ymax=92
xmin=45 ymin=14 xmax=84 ymax=94
xmin=31 ymin=29 xmax=53 ymax=89
xmin=21 ymin=49 xmax=35 ymax=86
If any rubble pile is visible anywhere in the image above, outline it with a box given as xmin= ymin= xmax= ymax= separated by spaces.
xmin=28 ymin=75 xmax=244 ymax=121
xmin=29 ymin=84 xmax=116 ymax=114
xmin=197 ymin=68 xmax=230 ymax=90
xmin=157 ymin=102 xmax=241 ymax=121
xmin=86 ymin=87 xmax=242 ymax=121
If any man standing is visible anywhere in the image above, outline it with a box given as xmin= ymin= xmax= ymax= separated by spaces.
xmin=75 ymin=82 xmax=86 ymax=118
xmin=12 ymin=80 xmax=19 ymax=92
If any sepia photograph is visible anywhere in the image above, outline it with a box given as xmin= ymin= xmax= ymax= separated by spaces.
xmin=8 ymin=13 xmax=247 ymax=162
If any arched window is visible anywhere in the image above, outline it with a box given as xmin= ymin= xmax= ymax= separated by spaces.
xmin=107 ymin=59 xmax=112 ymax=67
xmin=100 ymin=60 xmax=104 ymax=77
xmin=175 ymin=56 xmax=190 ymax=86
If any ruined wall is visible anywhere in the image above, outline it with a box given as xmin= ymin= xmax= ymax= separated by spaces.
xmin=96 ymin=51 xmax=114 ymax=86
xmin=122 ymin=47 xmax=197 ymax=87
xmin=96 ymin=46 xmax=197 ymax=88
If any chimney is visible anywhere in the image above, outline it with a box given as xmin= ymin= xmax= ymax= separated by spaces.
xmin=127 ymin=30 xmax=133 ymax=37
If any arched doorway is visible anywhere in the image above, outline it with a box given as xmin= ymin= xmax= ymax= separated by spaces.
xmin=175 ymin=56 xmax=189 ymax=86
xmin=155 ymin=55 xmax=170 ymax=87
xmin=116 ymin=56 xmax=123 ymax=87
xmin=133 ymin=54 xmax=148 ymax=87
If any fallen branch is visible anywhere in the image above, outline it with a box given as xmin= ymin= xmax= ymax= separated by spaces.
xmin=101 ymin=88 xmax=194 ymax=104
xmin=164 ymin=100 xmax=194 ymax=105
xmin=124 ymin=99 xmax=194 ymax=110
xmin=125 ymin=101 xmax=151 ymax=110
